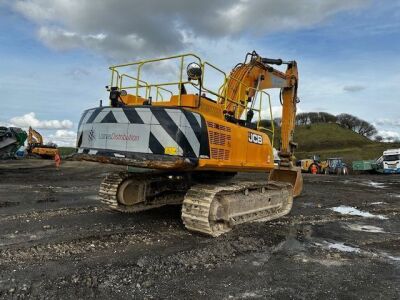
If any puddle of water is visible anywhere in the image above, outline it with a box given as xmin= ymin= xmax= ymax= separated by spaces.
xmin=345 ymin=224 xmax=385 ymax=233
xmin=330 ymin=205 xmax=388 ymax=220
xmin=363 ymin=181 xmax=386 ymax=189
xmin=316 ymin=241 xmax=360 ymax=253
xmin=384 ymin=254 xmax=400 ymax=262
xmin=327 ymin=242 xmax=360 ymax=253
xmin=297 ymin=255 xmax=345 ymax=267
xmin=315 ymin=241 xmax=400 ymax=264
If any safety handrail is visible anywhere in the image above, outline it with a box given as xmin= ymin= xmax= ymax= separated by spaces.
xmin=201 ymin=61 xmax=228 ymax=103
xmin=108 ymin=53 xmax=274 ymax=143
xmin=119 ymin=73 xmax=150 ymax=98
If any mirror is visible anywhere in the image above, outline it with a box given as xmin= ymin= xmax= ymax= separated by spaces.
xmin=120 ymin=90 xmax=127 ymax=96
xmin=187 ymin=62 xmax=202 ymax=80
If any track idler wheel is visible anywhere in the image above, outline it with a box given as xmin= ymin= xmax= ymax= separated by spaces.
xmin=117 ymin=178 xmax=147 ymax=206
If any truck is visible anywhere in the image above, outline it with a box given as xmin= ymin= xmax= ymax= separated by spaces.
xmin=376 ymin=149 xmax=400 ymax=174
xmin=352 ymin=148 xmax=400 ymax=174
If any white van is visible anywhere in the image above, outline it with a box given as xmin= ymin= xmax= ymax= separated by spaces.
xmin=377 ymin=149 xmax=400 ymax=174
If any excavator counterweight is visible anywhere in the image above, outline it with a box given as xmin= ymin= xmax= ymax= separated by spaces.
xmin=73 ymin=51 xmax=302 ymax=236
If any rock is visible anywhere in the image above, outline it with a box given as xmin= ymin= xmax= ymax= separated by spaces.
xmin=142 ymin=280 xmax=152 ymax=288
xmin=137 ymin=257 xmax=146 ymax=268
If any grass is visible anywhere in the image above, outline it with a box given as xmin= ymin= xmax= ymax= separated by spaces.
xmin=272 ymin=123 xmax=400 ymax=163
xmin=58 ymin=147 xmax=76 ymax=157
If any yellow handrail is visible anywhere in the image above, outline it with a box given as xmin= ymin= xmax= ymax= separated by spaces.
xmin=119 ymin=73 xmax=150 ymax=98
xmin=108 ymin=53 xmax=274 ymax=144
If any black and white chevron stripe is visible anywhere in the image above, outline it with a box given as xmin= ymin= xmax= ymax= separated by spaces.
xmin=77 ymin=106 xmax=209 ymax=159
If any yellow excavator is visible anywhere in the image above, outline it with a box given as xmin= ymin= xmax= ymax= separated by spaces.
xmin=73 ymin=51 xmax=302 ymax=236
xmin=27 ymin=127 xmax=59 ymax=159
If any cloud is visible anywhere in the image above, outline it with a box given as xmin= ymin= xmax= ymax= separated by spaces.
xmin=10 ymin=0 xmax=369 ymax=59
xmin=376 ymin=130 xmax=400 ymax=142
xmin=48 ymin=129 xmax=76 ymax=147
xmin=375 ymin=118 xmax=400 ymax=127
xmin=9 ymin=112 xmax=73 ymax=129
xmin=66 ymin=67 xmax=91 ymax=80
xmin=343 ymin=85 xmax=366 ymax=92
xmin=260 ymin=104 xmax=303 ymax=120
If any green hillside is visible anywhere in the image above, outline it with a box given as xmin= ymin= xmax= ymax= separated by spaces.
xmin=59 ymin=147 xmax=76 ymax=157
xmin=272 ymin=123 xmax=400 ymax=163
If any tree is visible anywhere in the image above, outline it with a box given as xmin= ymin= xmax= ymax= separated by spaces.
xmin=374 ymin=135 xmax=383 ymax=142
xmin=355 ymin=120 xmax=377 ymax=137
xmin=336 ymin=113 xmax=359 ymax=130
xmin=295 ymin=112 xmax=337 ymax=125
xmin=337 ymin=113 xmax=377 ymax=138
xmin=318 ymin=112 xmax=337 ymax=123
xmin=295 ymin=113 xmax=309 ymax=125
xmin=308 ymin=112 xmax=319 ymax=124
xmin=258 ymin=119 xmax=272 ymax=128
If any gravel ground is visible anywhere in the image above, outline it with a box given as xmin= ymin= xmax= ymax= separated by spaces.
xmin=0 ymin=160 xmax=399 ymax=299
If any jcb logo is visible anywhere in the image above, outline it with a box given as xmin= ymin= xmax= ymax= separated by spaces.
xmin=248 ymin=132 xmax=263 ymax=145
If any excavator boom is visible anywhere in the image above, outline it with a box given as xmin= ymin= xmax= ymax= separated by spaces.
xmin=219 ymin=52 xmax=302 ymax=196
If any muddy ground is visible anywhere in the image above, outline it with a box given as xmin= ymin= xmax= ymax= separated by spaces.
xmin=0 ymin=160 xmax=399 ymax=299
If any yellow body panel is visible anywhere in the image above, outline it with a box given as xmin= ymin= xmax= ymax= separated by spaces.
xmin=300 ymin=159 xmax=314 ymax=172
xmin=197 ymin=114 xmax=274 ymax=172
xmin=123 ymin=93 xmax=274 ymax=172
xmin=31 ymin=147 xmax=58 ymax=158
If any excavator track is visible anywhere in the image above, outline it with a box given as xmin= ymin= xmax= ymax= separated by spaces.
xmin=99 ymin=172 xmax=294 ymax=237
xmin=99 ymin=171 xmax=188 ymax=213
xmin=181 ymin=180 xmax=293 ymax=237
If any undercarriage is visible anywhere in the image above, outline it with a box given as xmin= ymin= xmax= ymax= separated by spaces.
xmin=99 ymin=171 xmax=293 ymax=237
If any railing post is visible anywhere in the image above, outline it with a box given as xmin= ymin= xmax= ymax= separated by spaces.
xmin=136 ymin=62 xmax=144 ymax=98
xmin=110 ymin=68 xmax=114 ymax=87
xmin=268 ymin=92 xmax=274 ymax=147
xmin=119 ymin=75 xmax=123 ymax=90
xmin=224 ymin=78 xmax=228 ymax=111
xmin=178 ymin=56 xmax=184 ymax=106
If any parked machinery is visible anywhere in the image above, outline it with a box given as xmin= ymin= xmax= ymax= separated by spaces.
xmin=0 ymin=127 xmax=27 ymax=159
xmin=27 ymin=127 xmax=59 ymax=159
xmin=354 ymin=149 xmax=400 ymax=174
xmin=297 ymin=154 xmax=321 ymax=173
xmin=321 ymin=158 xmax=348 ymax=175
xmin=73 ymin=51 xmax=303 ymax=236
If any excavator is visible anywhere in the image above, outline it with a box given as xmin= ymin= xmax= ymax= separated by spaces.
xmin=73 ymin=51 xmax=303 ymax=236
xmin=27 ymin=127 xmax=59 ymax=159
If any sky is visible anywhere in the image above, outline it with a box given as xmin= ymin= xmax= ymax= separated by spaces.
xmin=0 ymin=0 xmax=399 ymax=146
